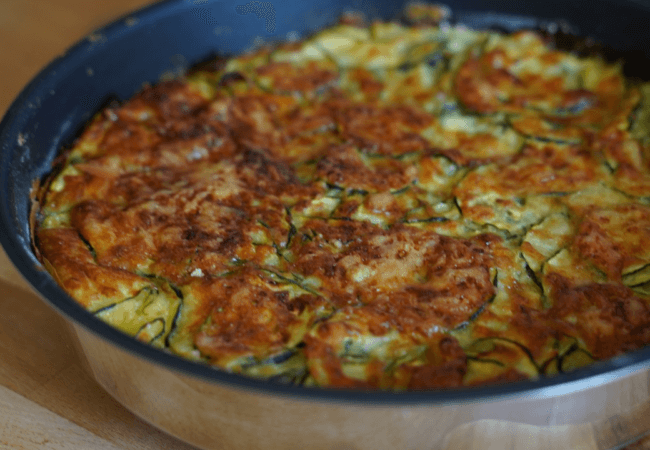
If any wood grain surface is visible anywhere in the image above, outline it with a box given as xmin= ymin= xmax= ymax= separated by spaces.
xmin=1 ymin=1 xmax=650 ymax=449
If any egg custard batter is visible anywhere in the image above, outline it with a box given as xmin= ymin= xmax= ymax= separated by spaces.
xmin=34 ymin=4 xmax=650 ymax=389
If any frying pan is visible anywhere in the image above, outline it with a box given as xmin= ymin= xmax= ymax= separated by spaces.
xmin=2 ymin=0 xmax=650 ymax=448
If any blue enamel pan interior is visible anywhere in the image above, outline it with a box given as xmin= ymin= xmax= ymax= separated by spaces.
xmin=2 ymin=0 xmax=650 ymax=404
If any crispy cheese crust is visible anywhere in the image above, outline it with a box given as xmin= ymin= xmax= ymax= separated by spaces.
xmin=35 ymin=4 xmax=650 ymax=389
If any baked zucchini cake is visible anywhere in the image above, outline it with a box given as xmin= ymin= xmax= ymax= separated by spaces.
xmin=33 ymin=4 xmax=650 ymax=389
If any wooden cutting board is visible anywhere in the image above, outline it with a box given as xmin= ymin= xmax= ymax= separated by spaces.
xmin=1 ymin=1 xmax=650 ymax=449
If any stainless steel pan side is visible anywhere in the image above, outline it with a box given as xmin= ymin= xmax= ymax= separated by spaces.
xmin=69 ymin=320 xmax=650 ymax=449
xmin=2 ymin=1 xmax=650 ymax=448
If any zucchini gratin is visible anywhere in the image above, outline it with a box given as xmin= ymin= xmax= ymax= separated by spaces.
xmin=34 ymin=4 xmax=650 ymax=389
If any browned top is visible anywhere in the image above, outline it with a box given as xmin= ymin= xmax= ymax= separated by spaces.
xmin=34 ymin=12 xmax=650 ymax=389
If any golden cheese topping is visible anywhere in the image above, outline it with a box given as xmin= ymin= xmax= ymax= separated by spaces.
xmin=34 ymin=3 xmax=650 ymax=389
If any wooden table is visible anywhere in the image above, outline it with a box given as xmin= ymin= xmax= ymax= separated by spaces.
xmin=2 ymin=1 xmax=650 ymax=449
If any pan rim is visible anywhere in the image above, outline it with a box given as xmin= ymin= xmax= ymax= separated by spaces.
xmin=2 ymin=0 xmax=650 ymax=407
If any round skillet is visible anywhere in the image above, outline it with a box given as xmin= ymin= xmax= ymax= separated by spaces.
xmin=2 ymin=1 xmax=650 ymax=448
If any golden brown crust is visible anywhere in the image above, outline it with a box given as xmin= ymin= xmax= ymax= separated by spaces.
xmin=34 ymin=10 xmax=650 ymax=389
xmin=37 ymin=228 xmax=152 ymax=311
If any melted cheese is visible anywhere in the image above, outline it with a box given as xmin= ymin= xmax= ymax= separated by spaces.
xmin=35 ymin=5 xmax=650 ymax=389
